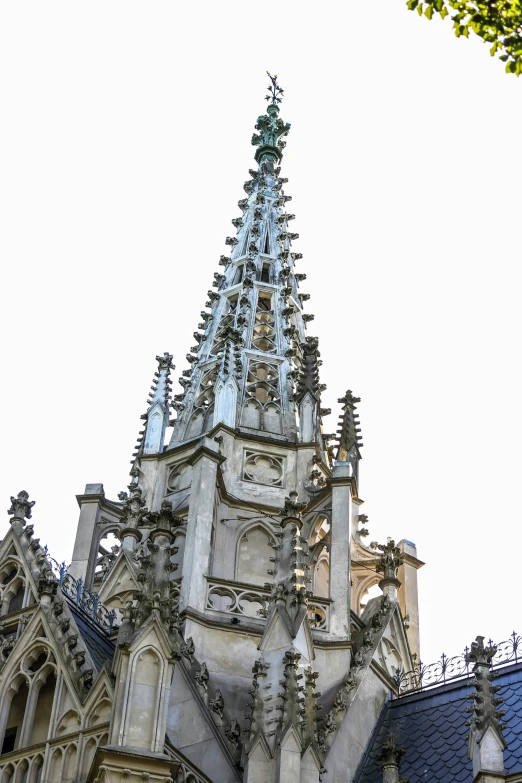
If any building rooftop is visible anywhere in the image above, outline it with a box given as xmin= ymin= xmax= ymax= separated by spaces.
xmin=355 ymin=661 xmax=522 ymax=783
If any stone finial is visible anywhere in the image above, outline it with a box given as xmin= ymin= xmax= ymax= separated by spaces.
xmin=465 ymin=636 xmax=507 ymax=778
xmin=377 ymin=734 xmax=407 ymax=783
xmin=375 ymin=540 xmax=404 ymax=581
xmin=372 ymin=539 xmax=403 ymax=600
xmin=156 ymin=352 xmax=174 ymax=372
xmin=466 ymin=635 xmax=497 ymax=668
xmin=147 ymin=499 xmax=181 ymax=536
xmin=119 ymin=484 xmax=148 ymax=532
xmin=280 ymin=490 xmax=307 ymax=522
xmin=8 ymin=491 xmax=35 ymax=532
xmin=251 ymin=88 xmax=291 ymax=164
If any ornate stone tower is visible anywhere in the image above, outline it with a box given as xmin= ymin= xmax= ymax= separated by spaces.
xmin=0 ymin=76 xmax=424 ymax=783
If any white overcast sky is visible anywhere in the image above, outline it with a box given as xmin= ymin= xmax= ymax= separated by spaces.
xmin=1 ymin=1 xmax=521 ymax=665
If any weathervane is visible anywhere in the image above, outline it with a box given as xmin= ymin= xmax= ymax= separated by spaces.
xmin=265 ymin=72 xmax=284 ymax=105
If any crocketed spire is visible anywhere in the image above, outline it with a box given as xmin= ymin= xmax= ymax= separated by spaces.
xmin=168 ymin=76 xmax=326 ymax=448
xmin=130 ymin=352 xmax=174 ymax=475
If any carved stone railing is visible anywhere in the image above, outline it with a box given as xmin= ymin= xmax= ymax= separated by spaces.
xmin=395 ymin=631 xmax=522 ymax=696
xmin=48 ymin=556 xmax=117 ymax=636
xmin=0 ymin=741 xmax=46 ymax=778
xmin=205 ymin=577 xmax=330 ymax=631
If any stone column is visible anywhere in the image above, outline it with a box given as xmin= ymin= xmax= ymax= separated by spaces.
xmin=119 ymin=528 xmax=142 ymax=553
xmin=397 ymin=539 xmax=423 ymax=662
xmin=69 ymin=484 xmax=105 ymax=583
xmin=328 ymin=464 xmax=353 ymax=639
xmin=180 ymin=438 xmax=224 ymax=614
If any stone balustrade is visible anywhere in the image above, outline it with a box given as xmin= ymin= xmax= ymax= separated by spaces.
xmin=205 ymin=576 xmax=330 ymax=631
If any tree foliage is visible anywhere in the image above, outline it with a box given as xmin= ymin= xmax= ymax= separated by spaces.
xmin=407 ymin=0 xmax=522 ymax=75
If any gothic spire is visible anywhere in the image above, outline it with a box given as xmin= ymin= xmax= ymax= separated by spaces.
xmin=168 ymin=77 xmax=326 ymax=448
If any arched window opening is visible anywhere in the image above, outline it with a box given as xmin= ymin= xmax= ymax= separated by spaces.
xmin=93 ymin=531 xmax=120 ymax=585
xmin=1 ymin=570 xmax=16 ymax=586
xmin=27 ymin=654 xmax=46 ymax=674
xmin=263 ymin=230 xmax=271 ymax=256
xmin=0 ymin=564 xmax=26 ymax=618
xmin=314 ymin=558 xmax=330 ymax=599
xmin=236 ymin=525 xmax=275 ymax=587
xmin=360 ymin=582 xmax=382 ymax=610
xmin=6 ymin=587 xmax=24 ymax=615
xmin=310 ymin=517 xmax=330 ymax=546
xmin=260 ymin=262 xmax=271 ymax=283
xmin=28 ymin=671 xmax=56 ymax=745
xmin=1 ymin=681 xmax=29 ymax=754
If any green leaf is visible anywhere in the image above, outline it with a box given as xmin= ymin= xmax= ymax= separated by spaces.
xmin=425 ymin=5 xmax=434 ymax=19
xmin=417 ymin=3 xmax=424 ymax=15
xmin=440 ymin=6 xmax=449 ymax=19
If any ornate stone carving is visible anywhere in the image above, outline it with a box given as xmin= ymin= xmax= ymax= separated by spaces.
xmin=209 ymin=688 xmax=224 ymax=719
xmin=195 ymin=662 xmax=209 ymax=690
xmin=181 ymin=637 xmax=195 ymax=664
xmin=224 ymin=718 xmax=242 ymax=749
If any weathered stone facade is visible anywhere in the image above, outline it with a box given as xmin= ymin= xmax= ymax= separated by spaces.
xmin=12 ymin=76 xmax=518 ymax=783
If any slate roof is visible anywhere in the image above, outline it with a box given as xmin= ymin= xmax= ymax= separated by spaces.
xmin=355 ymin=662 xmax=522 ymax=783
xmin=70 ymin=605 xmax=115 ymax=671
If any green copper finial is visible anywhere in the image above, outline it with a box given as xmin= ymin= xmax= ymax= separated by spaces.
xmin=266 ymin=72 xmax=284 ymax=105
xmin=252 ymin=74 xmax=291 ymax=164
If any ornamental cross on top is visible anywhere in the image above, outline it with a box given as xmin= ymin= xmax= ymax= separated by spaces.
xmin=265 ymin=71 xmax=284 ymax=105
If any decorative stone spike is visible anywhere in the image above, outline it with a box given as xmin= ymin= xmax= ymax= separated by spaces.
xmin=465 ymin=636 xmax=507 ymax=777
